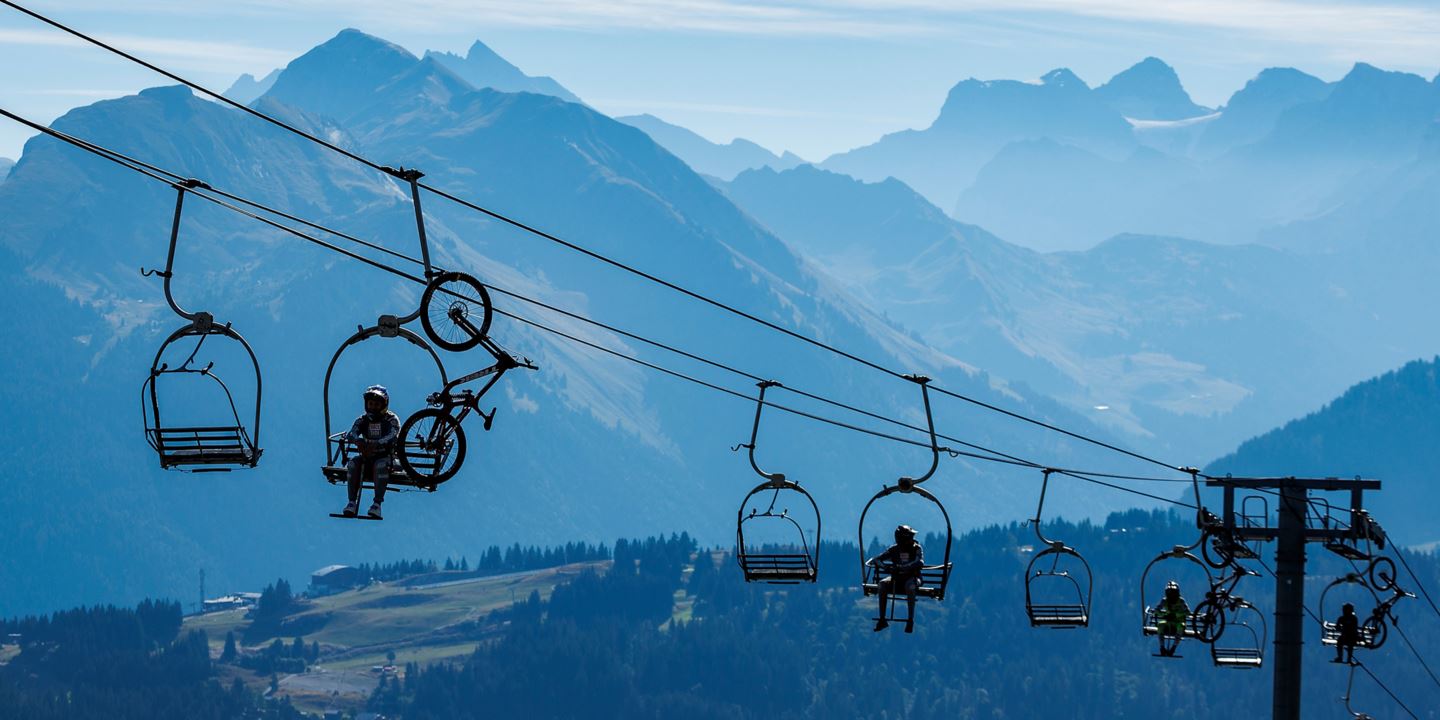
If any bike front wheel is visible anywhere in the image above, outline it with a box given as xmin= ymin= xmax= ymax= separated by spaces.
xmin=399 ymin=408 xmax=468 ymax=486
xmin=420 ymin=271 xmax=493 ymax=352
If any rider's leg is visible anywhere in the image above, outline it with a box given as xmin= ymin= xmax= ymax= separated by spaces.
xmin=371 ymin=455 xmax=389 ymax=504
xmin=344 ymin=458 xmax=362 ymax=513
xmin=875 ymin=576 xmax=893 ymax=630
xmin=903 ymin=577 xmax=918 ymax=633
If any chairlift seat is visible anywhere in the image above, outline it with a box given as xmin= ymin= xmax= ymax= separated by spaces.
xmin=738 ymin=553 xmax=816 ymax=583
xmin=322 ymin=434 xmax=446 ymax=492
xmin=1212 ymin=647 xmax=1263 ymax=668
xmin=1320 ymin=621 xmax=1380 ymax=649
xmin=862 ymin=565 xmax=951 ymax=600
xmin=1142 ymin=608 xmax=1206 ymax=638
xmin=149 ymin=425 xmax=261 ymax=469
xmin=1028 ymin=603 xmax=1089 ymax=628
xmin=1324 ymin=541 xmax=1371 ymax=561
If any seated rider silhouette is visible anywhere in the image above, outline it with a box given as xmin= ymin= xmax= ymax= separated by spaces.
xmin=341 ymin=385 xmax=400 ymax=519
xmin=1335 ymin=602 xmax=1361 ymax=664
xmin=1156 ymin=580 xmax=1191 ymax=656
xmin=869 ymin=524 xmax=924 ymax=634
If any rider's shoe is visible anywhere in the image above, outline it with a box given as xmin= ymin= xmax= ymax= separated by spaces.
xmin=341 ymin=502 xmax=358 ymax=517
xmin=873 ymin=618 xmax=889 ymax=632
xmin=367 ymin=502 xmax=383 ymax=519
xmin=904 ymin=620 xmax=914 ymax=634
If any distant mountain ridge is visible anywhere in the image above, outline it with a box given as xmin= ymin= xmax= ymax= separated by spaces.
xmin=426 ymin=40 xmax=582 ymax=104
xmin=221 ymin=68 xmax=280 ymax=105
xmin=617 ymin=113 xmax=803 ymax=180
xmin=722 ymin=164 xmax=1440 ymax=460
xmin=0 ymin=156 xmax=12 ymax=181
xmin=1207 ymin=357 xmax=1440 ymax=546
xmin=821 ymin=58 xmax=1438 ymax=253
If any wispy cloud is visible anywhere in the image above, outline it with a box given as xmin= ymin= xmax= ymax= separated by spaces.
xmin=0 ymin=27 xmax=292 ymax=72
xmin=20 ymin=0 xmax=1439 ymax=66
xmin=20 ymin=88 xmax=134 ymax=98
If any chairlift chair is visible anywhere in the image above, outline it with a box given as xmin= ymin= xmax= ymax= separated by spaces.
xmin=1318 ymin=562 xmax=1411 ymax=653
xmin=142 ymin=318 xmax=263 ymax=470
xmin=859 ymin=376 xmax=953 ymax=623
xmin=734 ymin=381 xmax=821 ymax=584
xmin=1023 ymin=469 xmax=1093 ymax=629
xmin=1192 ymin=567 xmax=1266 ymax=669
xmin=320 ymin=318 xmax=454 ymax=492
xmin=1140 ymin=544 xmax=1217 ymax=656
xmin=139 ymin=183 xmax=263 ymax=471
xmin=1206 ymin=597 xmax=1266 ymax=669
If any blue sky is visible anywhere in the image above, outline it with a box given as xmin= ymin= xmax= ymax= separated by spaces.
xmin=1 ymin=0 xmax=1437 ymax=161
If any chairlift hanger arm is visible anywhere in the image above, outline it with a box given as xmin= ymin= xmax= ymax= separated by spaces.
xmin=738 ymin=380 xmax=786 ymax=483
xmin=898 ymin=374 xmax=939 ymax=488
xmin=140 ymin=183 xmax=214 ymax=324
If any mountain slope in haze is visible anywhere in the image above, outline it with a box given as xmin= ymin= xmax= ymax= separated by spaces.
xmin=1207 ymin=358 xmax=1440 ymax=545
xmin=0 ymin=156 xmax=12 ymax=181
xmin=1094 ymin=56 xmax=1210 ymax=120
xmin=722 ymin=165 xmax=1438 ymax=459
xmin=222 ymin=68 xmax=280 ymax=105
xmin=0 ymin=31 xmax=1143 ymax=616
xmin=426 ymin=40 xmax=581 ymax=104
xmin=617 ymin=113 xmax=802 ymax=180
xmin=821 ymin=67 xmax=1135 ymax=212
xmin=1193 ymin=67 xmax=1332 ymax=157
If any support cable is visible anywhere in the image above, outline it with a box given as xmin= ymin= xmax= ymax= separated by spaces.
xmin=0 ymin=105 xmax=1199 ymax=491
xmin=0 ymin=0 xmax=1194 ymax=475
xmin=1390 ymin=541 xmax=1440 ymax=622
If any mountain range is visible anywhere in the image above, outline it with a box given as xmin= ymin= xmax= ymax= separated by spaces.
xmin=0 ymin=31 xmax=1141 ymax=616
xmin=821 ymin=58 xmax=1440 ymax=253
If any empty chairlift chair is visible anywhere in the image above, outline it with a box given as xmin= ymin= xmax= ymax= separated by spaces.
xmin=1024 ymin=470 xmax=1093 ymax=629
xmin=139 ymin=183 xmax=262 ymax=471
xmin=1206 ymin=596 xmax=1267 ymax=669
xmin=734 ymin=381 xmax=820 ymax=583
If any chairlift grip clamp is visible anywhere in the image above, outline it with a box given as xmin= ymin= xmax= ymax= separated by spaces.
xmin=380 ymin=166 xmax=425 ymax=183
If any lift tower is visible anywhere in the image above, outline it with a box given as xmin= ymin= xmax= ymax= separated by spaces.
xmin=1205 ymin=476 xmax=1383 ymax=720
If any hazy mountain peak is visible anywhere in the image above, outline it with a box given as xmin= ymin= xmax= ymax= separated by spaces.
xmin=425 ymin=39 xmax=582 ymax=104
xmin=1095 ymin=56 xmax=1209 ymax=120
xmin=264 ymin=29 xmax=421 ymax=123
xmin=1041 ymin=68 xmax=1088 ymax=89
xmin=1239 ymin=67 xmax=1327 ymax=99
xmin=1334 ymin=61 xmax=1433 ymax=95
xmin=137 ymin=84 xmax=195 ymax=104
xmin=222 ymin=68 xmax=280 ymax=105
